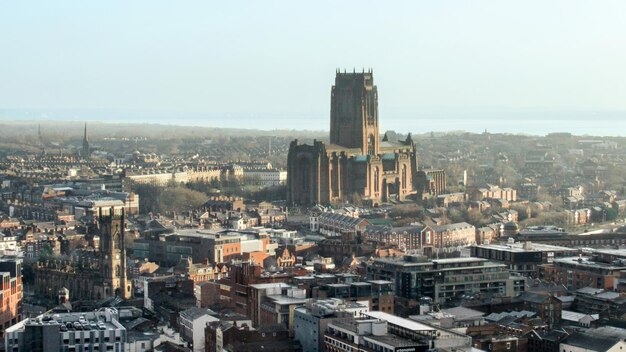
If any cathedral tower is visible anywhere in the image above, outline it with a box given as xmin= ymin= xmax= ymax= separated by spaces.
xmin=97 ymin=205 xmax=130 ymax=299
xmin=287 ymin=70 xmax=418 ymax=205
xmin=330 ymin=69 xmax=379 ymax=155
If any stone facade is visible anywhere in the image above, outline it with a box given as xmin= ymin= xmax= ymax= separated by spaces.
xmin=34 ymin=203 xmax=131 ymax=300
xmin=287 ymin=70 xmax=418 ymax=205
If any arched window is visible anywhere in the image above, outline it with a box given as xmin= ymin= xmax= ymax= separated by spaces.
xmin=368 ymin=134 xmax=376 ymax=155
xmin=402 ymin=164 xmax=407 ymax=190
xmin=374 ymin=167 xmax=379 ymax=193
xmin=113 ymin=232 xmax=120 ymax=250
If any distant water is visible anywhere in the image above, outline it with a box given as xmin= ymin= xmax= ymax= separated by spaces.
xmin=386 ymin=117 xmax=626 ymax=137
xmin=1 ymin=108 xmax=625 ymax=136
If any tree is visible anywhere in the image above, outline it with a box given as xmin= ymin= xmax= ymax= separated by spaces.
xmin=605 ymin=207 xmax=618 ymax=222
xmin=159 ymin=187 xmax=207 ymax=214
xmin=38 ymin=244 xmax=53 ymax=261
xmin=132 ymin=182 xmax=164 ymax=214
xmin=447 ymin=207 xmax=466 ymax=223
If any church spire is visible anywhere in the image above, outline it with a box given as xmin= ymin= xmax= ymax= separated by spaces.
xmin=38 ymin=123 xmax=46 ymax=155
xmin=82 ymin=122 xmax=90 ymax=158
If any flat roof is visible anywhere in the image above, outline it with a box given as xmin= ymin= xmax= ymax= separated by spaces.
xmin=432 ymin=257 xmax=487 ymax=264
xmin=363 ymin=311 xmax=436 ymax=332
xmin=368 ymin=280 xmax=393 ymax=285
xmin=554 ymin=257 xmax=626 ymax=270
xmin=473 ymin=242 xmax=576 ymax=253
xmin=591 ymin=249 xmax=626 ymax=257
xmin=7 ymin=310 xmax=123 ymax=333
xmin=249 ymin=282 xmax=291 ymax=289
xmin=364 ymin=334 xmax=424 ymax=348
xmin=266 ymin=295 xmax=307 ymax=305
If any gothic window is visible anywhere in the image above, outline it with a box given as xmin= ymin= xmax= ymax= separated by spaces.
xmin=113 ymin=232 xmax=120 ymax=250
xmin=368 ymin=135 xmax=375 ymax=156
xmin=366 ymin=94 xmax=376 ymax=123
xmin=402 ymin=165 xmax=407 ymax=190
xmin=374 ymin=167 xmax=379 ymax=193
xmin=115 ymin=265 xmax=120 ymax=277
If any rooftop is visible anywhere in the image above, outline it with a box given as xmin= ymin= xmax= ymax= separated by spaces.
xmin=554 ymin=256 xmax=626 ymax=270
xmin=6 ymin=308 xmax=123 ymax=334
xmin=363 ymin=311 xmax=436 ymax=332
xmin=561 ymin=310 xmax=599 ymax=322
xmin=364 ymin=334 xmax=425 ymax=348
xmin=265 ymin=294 xmax=308 ymax=305
xmin=249 ymin=282 xmax=292 ymax=290
xmin=180 ymin=307 xmax=215 ymax=321
xmin=473 ymin=242 xmax=576 ymax=253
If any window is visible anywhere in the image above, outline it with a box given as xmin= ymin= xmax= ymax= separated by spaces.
xmin=374 ymin=168 xmax=379 ymax=193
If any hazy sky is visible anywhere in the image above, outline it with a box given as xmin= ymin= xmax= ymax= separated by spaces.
xmin=1 ymin=1 xmax=625 ymax=132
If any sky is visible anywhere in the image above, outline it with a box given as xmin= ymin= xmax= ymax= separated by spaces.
xmin=1 ymin=1 xmax=626 ymax=134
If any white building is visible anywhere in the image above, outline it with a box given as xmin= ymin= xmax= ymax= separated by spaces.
xmin=243 ymin=169 xmax=287 ymax=186
xmin=294 ymin=299 xmax=369 ymax=352
xmin=0 ymin=234 xmax=18 ymax=255
xmin=179 ymin=307 xmax=219 ymax=352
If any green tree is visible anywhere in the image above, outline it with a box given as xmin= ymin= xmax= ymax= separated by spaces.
xmin=38 ymin=244 xmax=53 ymax=261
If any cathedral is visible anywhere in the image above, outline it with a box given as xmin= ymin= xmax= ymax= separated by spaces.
xmin=287 ymin=70 xmax=419 ymax=205
xmin=34 ymin=202 xmax=131 ymax=301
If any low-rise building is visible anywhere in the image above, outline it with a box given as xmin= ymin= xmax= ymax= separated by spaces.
xmin=294 ymin=299 xmax=369 ymax=352
xmin=572 ymin=287 xmax=626 ymax=319
xmin=470 ymin=241 xmax=577 ymax=277
xmin=541 ymin=256 xmax=626 ymax=291
xmin=471 ymin=184 xmax=517 ymax=202
xmin=179 ymin=307 xmax=218 ymax=352
xmin=410 ymin=306 xmax=485 ymax=329
xmin=316 ymin=212 xmax=370 ymax=238
xmin=560 ymin=326 xmax=626 ymax=352
xmin=134 ymin=230 xmax=248 ymax=265
xmin=313 ymin=280 xmax=394 ymax=313
xmin=249 ymin=283 xmax=307 ymax=334
xmin=367 ymin=256 xmax=525 ymax=307
xmin=243 ymin=169 xmax=287 ymax=186
xmin=5 ymin=308 xmax=127 ymax=352
xmin=324 ymin=318 xmax=428 ymax=352
xmin=363 ymin=311 xmax=472 ymax=350
xmin=0 ymin=257 xmax=23 ymax=332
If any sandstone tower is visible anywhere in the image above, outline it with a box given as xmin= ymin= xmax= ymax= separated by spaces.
xmin=287 ymin=70 xmax=418 ymax=205
xmin=330 ymin=69 xmax=379 ymax=155
xmin=97 ymin=205 xmax=130 ymax=299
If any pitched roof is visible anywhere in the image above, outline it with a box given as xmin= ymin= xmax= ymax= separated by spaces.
xmin=562 ymin=332 xmax=618 ymax=351
xmin=519 ymin=291 xmax=553 ymax=304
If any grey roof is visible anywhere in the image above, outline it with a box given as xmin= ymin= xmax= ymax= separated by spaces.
xmin=485 ymin=310 xmax=535 ymax=322
xmin=563 ymin=332 xmax=619 ymax=350
xmin=180 ymin=307 xmax=211 ymax=321
xmin=519 ymin=292 xmax=552 ymax=304
xmin=441 ymin=306 xmax=485 ymax=320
